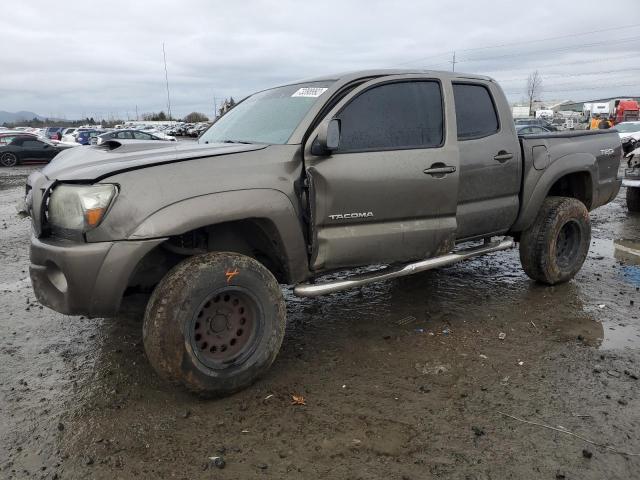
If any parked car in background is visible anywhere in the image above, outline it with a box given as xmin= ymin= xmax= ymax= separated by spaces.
xmin=76 ymin=129 xmax=106 ymax=145
xmin=0 ymin=130 xmax=38 ymax=138
xmin=0 ymin=134 xmax=73 ymax=167
xmin=44 ymin=127 xmax=65 ymax=140
xmin=188 ymin=123 xmax=209 ymax=137
xmin=515 ymin=118 xmax=559 ymax=131
xmin=62 ymin=128 xmax=90 ymax=143
xmin=615 ymin=121 xmax=640 ymax=141
xmin=62 ymin=127 xmax=77 ymax=137
xmin=95 ymin=129 xmax=177 ymax=145
xmin=516 ymin=124 xmax=553 ymax=135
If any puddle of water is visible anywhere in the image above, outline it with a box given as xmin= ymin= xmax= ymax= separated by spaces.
xmin=614 ymin=239 xmax=640 ymax=287
xmin=586 ymin=238 xmax=640 ymax=350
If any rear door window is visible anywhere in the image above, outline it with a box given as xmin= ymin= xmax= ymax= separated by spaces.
xmin=133 ymin=131 xmax=153 ymax=140
xmin=336 ymin=81 xmax=444 ymax=152
xmin=23 ymin=139 xmax=45 ymax=148
xmin=452 ymin=83 xmax=499 ymax=140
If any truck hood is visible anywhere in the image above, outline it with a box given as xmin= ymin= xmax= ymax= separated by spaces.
xmin=41 ymin=140 xmax=267 ymax=181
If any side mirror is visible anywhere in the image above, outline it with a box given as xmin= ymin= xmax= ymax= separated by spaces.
xmin=313 ymin=118 xmax=341 ymax=155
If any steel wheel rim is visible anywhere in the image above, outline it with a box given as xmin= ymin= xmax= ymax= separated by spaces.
xmin=188 ymin=286 xmax=262 ymax=370
xmin=0 ymin=153 xmax=17 ymax=167
xmin=556 ymin=220 xmax=581 ymax=269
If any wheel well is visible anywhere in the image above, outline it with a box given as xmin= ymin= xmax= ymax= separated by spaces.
xmin=125 ymin=219 xmax=289 ymax=295
xmin=547 ymin=172 xmax=593 ymax=209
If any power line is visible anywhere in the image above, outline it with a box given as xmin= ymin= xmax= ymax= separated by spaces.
xmin=394 ymin=22 xmax=640 ymax=67
xmin=476 ymin=52 xmax=640 ymax=74
xmin=496 ymin=67 xmax=640 ymax=84
xmin=450 ymin=35 xmax=640 ymax=65
xmin=416 ymin=50 xmax=640 ymax=72
xmin=503 ymin=82 xmax=640 ymax=95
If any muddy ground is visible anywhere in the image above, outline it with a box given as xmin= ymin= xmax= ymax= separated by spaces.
xmin=1 ymin=164 xmax=639 ymax=480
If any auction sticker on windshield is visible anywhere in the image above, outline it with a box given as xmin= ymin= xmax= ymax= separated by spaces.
xmin=292 ymin=87 xmax=328 ymax=98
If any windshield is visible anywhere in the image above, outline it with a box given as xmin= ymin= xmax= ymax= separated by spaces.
xmin=616 ymin=122 xmax=640 ymax=133
xmin=199 ymin=81 xmax=334 ymax=145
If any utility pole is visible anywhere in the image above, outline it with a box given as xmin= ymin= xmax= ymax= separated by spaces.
xmin=162 ymin=42 xmax=172 ymax=120
xmin=135 ymin=105 xmax=139 ymax=121
xmin=213 ymin=96 xmax=218 ymax=119
xmin=450 ymin=51 xmax=456 ymax=72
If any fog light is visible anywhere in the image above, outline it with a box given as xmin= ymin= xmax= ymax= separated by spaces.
xmin=46 ymin=262 xmax=68 ymax=293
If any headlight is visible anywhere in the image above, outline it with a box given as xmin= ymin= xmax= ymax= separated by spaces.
xmin=48 ymin=184 xmax=117 ymax=232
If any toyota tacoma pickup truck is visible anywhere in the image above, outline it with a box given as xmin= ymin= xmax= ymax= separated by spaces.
xmin=25 ymin=70 xmax=622 ymax=395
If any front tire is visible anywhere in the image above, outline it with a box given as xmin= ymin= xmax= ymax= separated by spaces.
xmin=143 ymin=252 xmax=286 ymax=396
xmin=519 ymin=196 xmax=591 ymax=285
xmin=0 ymin=153 xmax=18 ymax=167
xmin=627 ymin=187 xmax=640 ymax=212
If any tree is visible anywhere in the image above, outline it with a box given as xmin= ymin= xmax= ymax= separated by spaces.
xmin=217 ymin=97 xmax=237 ymax=118
xmin=183 ymin=112 xmax=209 ymax=123
xmin=526 ymin=70 xmax=543 ymax=116
xmin=142 ymin=111 xmax=168 ymax=121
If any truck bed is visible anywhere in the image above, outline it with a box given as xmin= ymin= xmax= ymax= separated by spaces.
xmin=514 ymin=129 xmax=622 ymax=230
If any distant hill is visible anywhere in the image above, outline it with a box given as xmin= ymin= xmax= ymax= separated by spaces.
xmin=0 ymin=110 xmax=44 ymax=124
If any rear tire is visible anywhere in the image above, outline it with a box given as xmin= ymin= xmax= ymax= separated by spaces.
xmin=627 ymin=187 xmax=640 ymax=212
xmin=0 ymin=153 xmax=18 ymax=167
xmin=519 ymin=196 xmax=591 ymax=285
xmin=143 ymin=252 xmax=286 ymax=396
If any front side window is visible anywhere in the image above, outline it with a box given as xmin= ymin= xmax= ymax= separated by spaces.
xmin=453 ymin=83 xmax=499 ymax=140
xmin=336 ymin=81 xmax=443 ymax=152
xmin=199 ymin=81 xmax=334 ymax=145
xmin=133 ymin=131 xmax=152 ymax=140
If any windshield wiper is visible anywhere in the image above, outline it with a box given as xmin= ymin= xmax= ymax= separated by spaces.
xmin=221 ymin=139 xmax=252 ymax=144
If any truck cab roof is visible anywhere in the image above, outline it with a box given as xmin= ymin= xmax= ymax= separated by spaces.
xmin=290 ymin=69 xmax=494 ymax=88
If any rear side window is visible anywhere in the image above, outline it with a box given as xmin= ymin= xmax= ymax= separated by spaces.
xmin=336 ymin=81 xmax=443 ymax=152
xmin=134 ymin=131 xmax=153 ymax=140
xmin=452 ymin=83 xmax=499 ymax=140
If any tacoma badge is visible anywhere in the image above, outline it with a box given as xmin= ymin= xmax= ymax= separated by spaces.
xmin=329 ymin=212 xmax=374 ymax=220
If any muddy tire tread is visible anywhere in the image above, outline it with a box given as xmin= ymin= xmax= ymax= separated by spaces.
xmin=143 ymin=252 xmax=286 ymax=396
xmin=519 ymin=196 xmax=590 ymax=285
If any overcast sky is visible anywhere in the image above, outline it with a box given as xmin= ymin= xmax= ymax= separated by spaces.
xmin=1 ymin=0 xmax=639 ymax=120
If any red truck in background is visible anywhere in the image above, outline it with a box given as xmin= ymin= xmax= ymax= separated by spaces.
xmin=613 ymin=99 xmax=639 ymax=124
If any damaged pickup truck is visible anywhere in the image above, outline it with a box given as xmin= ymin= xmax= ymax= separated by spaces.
xmin=26 ymin=70 xmax=622 ymax=395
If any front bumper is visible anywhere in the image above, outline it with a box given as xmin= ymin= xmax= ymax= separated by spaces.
xmin=29 ymin=235 xmax=166 ymax=317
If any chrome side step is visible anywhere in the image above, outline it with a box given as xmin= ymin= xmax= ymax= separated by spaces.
xmin=293 ymin=238 xmax=514 ymax=297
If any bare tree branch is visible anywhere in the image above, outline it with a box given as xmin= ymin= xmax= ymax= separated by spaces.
xmin=526 ymin=70 xmax=543 ymax=116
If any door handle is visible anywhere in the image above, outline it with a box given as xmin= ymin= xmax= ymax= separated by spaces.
xmin=494 ymin=151 xmax=513 ymax=162
xmin=423 ymin=165 xmax=456 ymax=176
